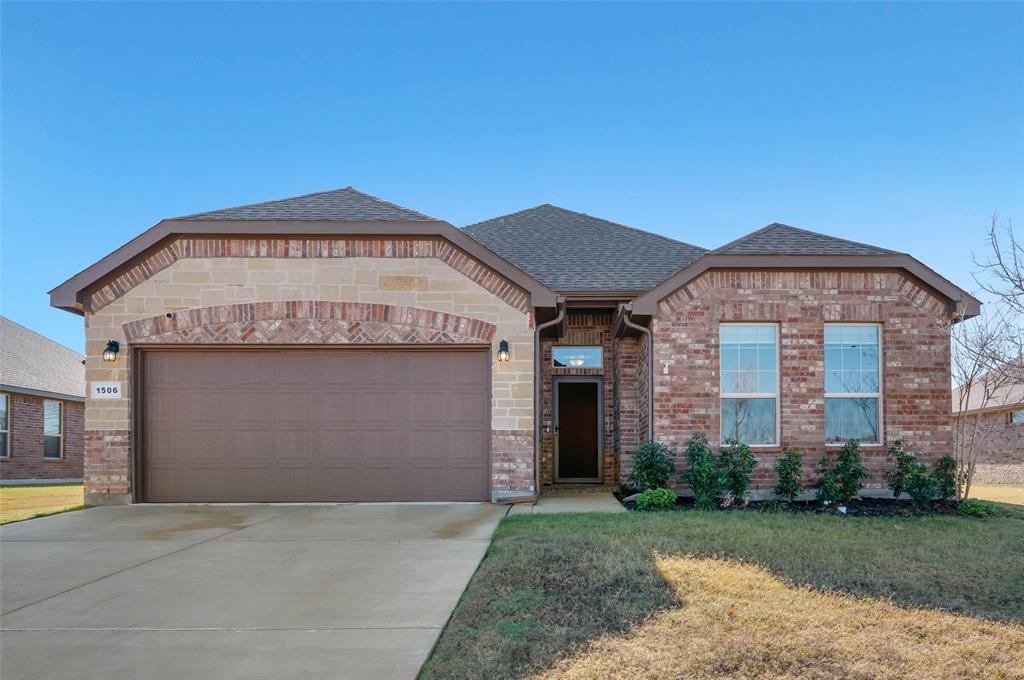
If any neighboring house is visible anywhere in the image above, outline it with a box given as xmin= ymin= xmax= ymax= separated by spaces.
xmin=48 ymin=187 xmax=979 ymax=505
xmin=952 ymin=369 xmax=1024 ymax=484
xmin=0 ymin=316 xmax=86 ymax=482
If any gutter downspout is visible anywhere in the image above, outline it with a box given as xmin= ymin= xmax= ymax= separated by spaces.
xmin=620 ymin=305 xmax=654 ymax=442
xmin=534 ymin=299 xmax=566 ymax=495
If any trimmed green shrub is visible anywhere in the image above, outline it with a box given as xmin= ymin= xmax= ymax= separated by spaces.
xmin=774 ymin=449 xmax=804 ymax=502
xmin=934 ymin=456 xmax=958 ymax=500
xmin=635 ymin=487 xmax=677 ymax=511
xmin=904 ymin=468 xmax=938 ymax=507
xmin=685 ymin=432 xmax=720 ymax=511
xmin=958 ymin=498 xmax=998 ymax=518
xmin=718 ymin=439 xmax=757 ymax=500
xmin=758 ymin=498 xmax=781 ymax=513
xmin=629 ymin=441 xmax=676 ymax=491
xmin=816 ymin=440 xmax=868 ymax=506
xmin=886 ymin=440 xmax=916 ymax=500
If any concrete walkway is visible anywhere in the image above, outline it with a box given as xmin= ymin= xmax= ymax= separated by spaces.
xmin=0 ymin=503 xmax=505 ymax=680
xmin=507 ymin=491 xmax=625 ymax=514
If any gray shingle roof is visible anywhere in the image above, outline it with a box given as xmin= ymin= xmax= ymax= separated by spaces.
xmin=175 ymin=187 xmax=437 ymax=222
xmin=711 ymin=223 xmax=899 ymax=256
xmin=0 ymin=317 xmax=85 ymax=400
xmin=462 ymin=205 xmax=707 ymax=292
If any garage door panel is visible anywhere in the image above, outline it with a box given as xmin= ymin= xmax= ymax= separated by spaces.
xmin=142 ymin=349 xmax=490 ymax=502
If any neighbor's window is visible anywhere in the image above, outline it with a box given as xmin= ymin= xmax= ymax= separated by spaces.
xmin=0 ymin=394 xmax=8 ymax=457
xmin=552 ymin=346 xmax=602 ymax=369
xmin=825 ymin=324 xmax=881 ymax=444
xmin=1010 ymin=410 xmax=1024 ymax=425
xmin=720 ymin=324 xmax=778 ymax=445
xmin=43 ymin=400 xmax=62 ymax=459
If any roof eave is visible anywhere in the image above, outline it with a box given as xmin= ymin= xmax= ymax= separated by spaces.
xmin=631 ymin=253 xmax=981 ymax=320
xmin=50 ymin=218 xmax=558 ymax=314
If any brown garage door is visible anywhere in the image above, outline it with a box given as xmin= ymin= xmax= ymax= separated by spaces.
xmin=140 ymin=349 xmax=490 ymax=502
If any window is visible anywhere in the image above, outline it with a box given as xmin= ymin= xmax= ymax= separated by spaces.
xmin=552 ymin=346 xmax=602 ymax=368
xmin=720 ymin=324 xmax=778 ymax=445
xmin=43 ymin=400 xmax=62 ymax=459
xmin=0 ymin=394 xmax=8 ymax=457
xmin=1010 ymin=410 xmax=1024 ymax=425
xmin=825 ymin=324 xmax=881 ymax=444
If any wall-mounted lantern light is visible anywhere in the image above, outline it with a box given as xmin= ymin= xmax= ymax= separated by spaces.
xmin=102 ymin=340 xmax=120 ymax=363
xmin=497 ymin=339 xmax=511 ymax=362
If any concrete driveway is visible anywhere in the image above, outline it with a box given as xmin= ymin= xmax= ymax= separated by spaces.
xmin=0 ymin=503 xmax=505 ymax=680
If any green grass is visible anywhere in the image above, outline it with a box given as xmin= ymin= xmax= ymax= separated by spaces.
xmin=0 ymin=484 xmax=86 ymax=524
xmin=420 ymin=510 xmax=1024 ymax=680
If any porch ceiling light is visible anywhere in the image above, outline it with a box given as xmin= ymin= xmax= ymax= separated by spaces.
xmin=102 ymin=340 xmax=120 ymax=363
xmin=497 ymin=339 xmax=511 ymax=362
xmin=568 ymin=355 xmax=586 ymax=367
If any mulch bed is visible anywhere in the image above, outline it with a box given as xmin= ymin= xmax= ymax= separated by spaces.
xmin=617 ymin=492 xmax=961 ymax=517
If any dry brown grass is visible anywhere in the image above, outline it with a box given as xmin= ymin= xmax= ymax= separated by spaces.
xmin=971 ymin=484 xmax=1024 ymax=506
xmin=534 ymin=555 xmax=1024 ymax=680
xmin=0 ymin=484 xmax=85 ymax=524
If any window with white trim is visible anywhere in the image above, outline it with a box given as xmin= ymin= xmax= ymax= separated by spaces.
xmin=825 ymin=324 xmax=881 ymax=444
xmin=720 ymin=324 xmax=778 ymax=445
xmin=43 ymin=400 xmax=62 ymax=459
xmin=0 ymin=394 xmax=8 ymax=457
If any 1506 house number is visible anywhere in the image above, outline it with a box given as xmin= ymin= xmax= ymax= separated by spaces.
xmin=90 ymin=382 xmax=121 ymax=399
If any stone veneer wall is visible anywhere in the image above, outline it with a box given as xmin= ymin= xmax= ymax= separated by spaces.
xmin=82 ymin=237 xmax=535 ymax=504
xmin=648 ymin=270 xmax=953 ymax=492
xmin=0 ymin=395 xmax=84 ymax=480
xmin=954 ymin=409 xmax=1024 ymax=484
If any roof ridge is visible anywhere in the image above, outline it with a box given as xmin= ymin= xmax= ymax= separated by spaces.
xmin=0 ymin=315 xmax=84 ymax=358
xmin=708 ymin=224 xmax=777 ymax=254
xmin=465 ymin=203 xmax=707 ymax=251
xmin=174 ymin=186 xmax=357 ymax=219
xmin=711 ymin=222 xmax=901 ymax=255
xmin=340 ymin=186 xmax=437 ymax=221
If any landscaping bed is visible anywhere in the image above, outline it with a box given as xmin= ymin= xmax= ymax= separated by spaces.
xmin=617 ymin=493 xmax=963 ymax=517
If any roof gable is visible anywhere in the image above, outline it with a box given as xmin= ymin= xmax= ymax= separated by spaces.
xmin=175 ymin=187 xmax=437 ymax=222
xmin=711 ymin=223 xmax=899 ymax=256
xmin=0 ymin=316 xmax=85 ymax=400
xmin=463 ymin=204 xmax=707 ymax=293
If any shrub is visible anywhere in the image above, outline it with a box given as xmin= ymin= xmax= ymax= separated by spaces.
xmin=685 ymin=432 xmax=720 ymax=511
xmin=629 ymin=441 xmax=676 ymax=491
xmin=718 ymin=439 xmax=757 ymax=500
xmin=758 ymin=498 xmax=781 ymax=513
xmin=816 ymin=440 xmax=868 ymax=506
xmin=774 ymin=449 xmax=804 ymax=502
xmin=635 ymin=487 xmax=677 ymax=511
xmin=958 ymin=498 xmax=998 ymax=518
xmin=933 ymin=456 xmax=958 ymax=500
xmin=886 ymin=440 xmax=915 ymax=500
xmin=904 ymin=469 xmax=938 ymax=507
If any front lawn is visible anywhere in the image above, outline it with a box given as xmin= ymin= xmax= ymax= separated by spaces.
xmin=970 ymin=483 xmax=1024 ymax=506
xmin=421 ymin=510 xmax=1024 ymax=680
xmin=0 ymin=484 xmax=86 ymax=524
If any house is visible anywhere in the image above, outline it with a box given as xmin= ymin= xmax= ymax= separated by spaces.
xmin=952 ymin=367 xmax=1024 ymax=484
xmin=48 ymin=187 xmax=979 ymax=505
xmin=0 ymin=316 xmax=86 ymax=482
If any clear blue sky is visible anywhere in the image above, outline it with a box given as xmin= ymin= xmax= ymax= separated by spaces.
xmin=3 ymin=1 xmax=1022 ymax=352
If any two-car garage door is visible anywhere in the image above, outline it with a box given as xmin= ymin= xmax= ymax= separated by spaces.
xmin=140 ymin=349 xmax=490 ymax=502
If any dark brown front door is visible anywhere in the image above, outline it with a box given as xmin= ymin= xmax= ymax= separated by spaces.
xmin=140 ymin=348 xmax=490 ymax=502
xmin=554 ymin=378 xmax=601 ymax=481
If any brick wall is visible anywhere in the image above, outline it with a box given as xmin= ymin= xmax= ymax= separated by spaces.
xmin=0 ymin=394 xmax=84 ymax=480
xmin=648 ymin=270 xmax=953 ymax=492
xmin=81 ymin=238 xmax=536 ymax=503
xmin=955 ymin=409 xmax=1024 ymax=484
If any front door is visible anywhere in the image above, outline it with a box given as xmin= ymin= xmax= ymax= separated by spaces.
xmin=554 ymin=378 xmax=602 ymax=482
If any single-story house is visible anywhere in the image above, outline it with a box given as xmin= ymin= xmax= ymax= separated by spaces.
xmin=48 ymin=187 xmax=980 ymax=505
xmin=0 ymin=316 xmax=86 ymax=482
xmin=953 ymin=368 xmax=1024 ymax=484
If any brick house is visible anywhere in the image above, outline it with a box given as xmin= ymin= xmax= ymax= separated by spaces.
xmin=0 ymin=316 xmax=86 ymax=482
xmin=952 ymin=371 xmax=1024 ymax=484
xmin=48 ymin=187 xmax=979 ymax=505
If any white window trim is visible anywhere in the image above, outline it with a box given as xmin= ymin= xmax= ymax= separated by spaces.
xmin=42 ymin=399 xmax=63 ymax=460
xmin=719 ymin=322 xmax=780 ymax=447
xmin=551 ymin=345 xmax=603 ymax=369
xmin=0 ymin=393 xmax=9 ymax=458
xmin=824 ymin=322 xmax=883 ymax=446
